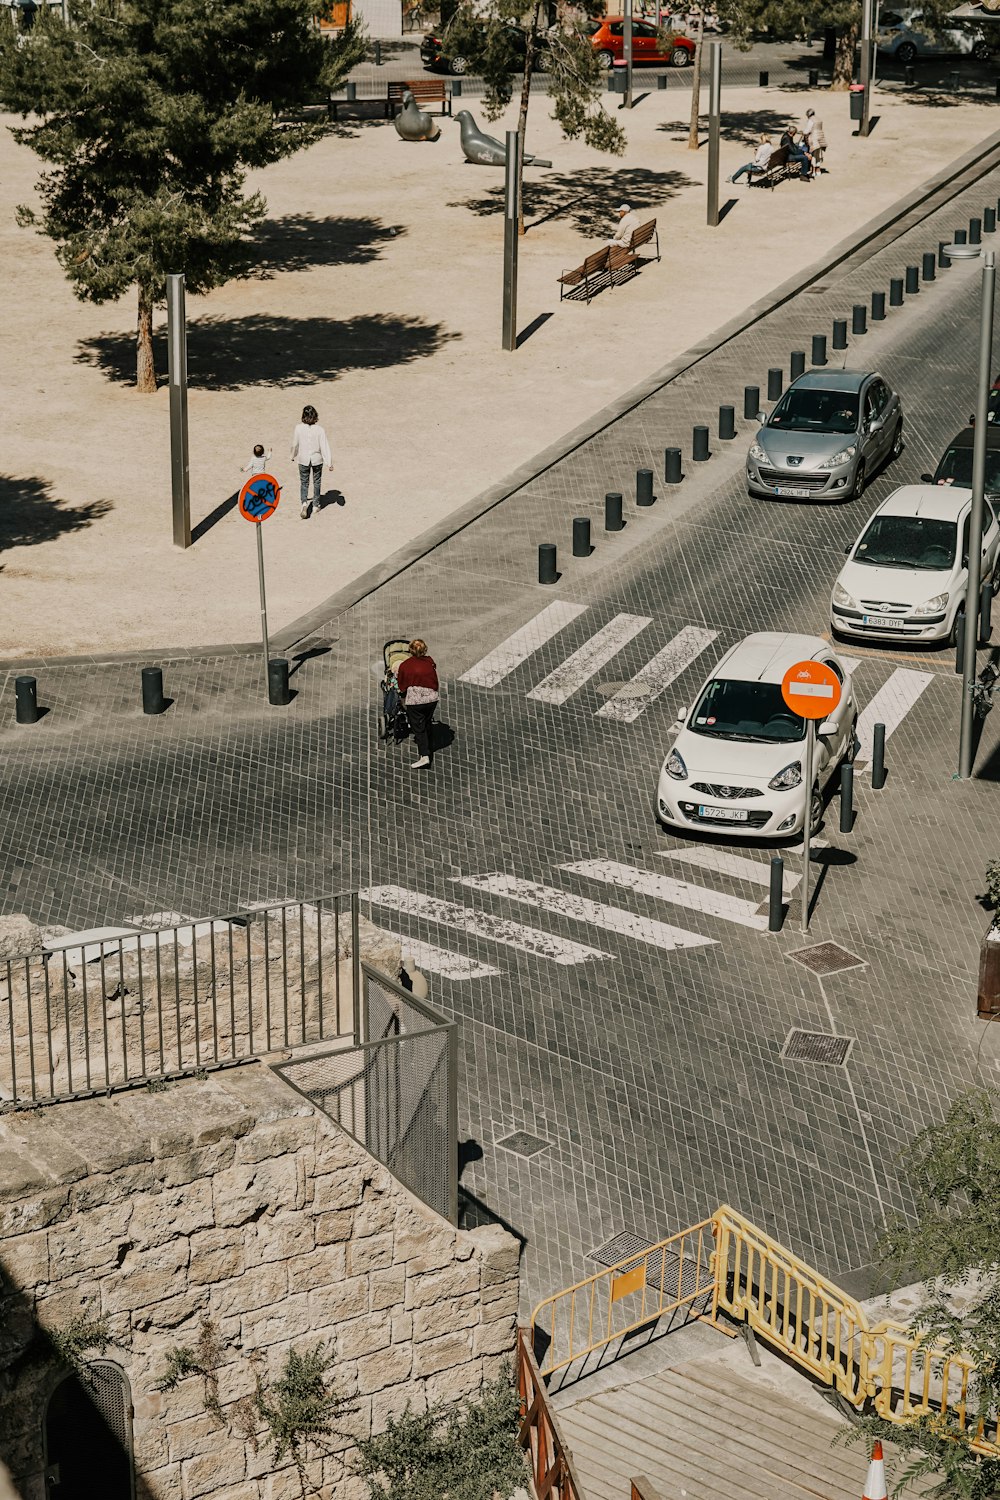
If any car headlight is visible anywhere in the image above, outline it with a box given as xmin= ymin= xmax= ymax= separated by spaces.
xmin=664 ymin=749 xmax=687 ymax=781
xmin=832 ymin=581 xmax=859 ymax=610
xmin=816 ymin=445 xmax=857 ymax=470
xmin=748 ymin=442 xmax=766 ymax=463
xmin=912 ymin=591 xmax=950 ymax=616
xmin=768 ymin=760 xmax=802 ymax=790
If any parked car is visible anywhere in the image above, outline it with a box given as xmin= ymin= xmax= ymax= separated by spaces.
xmin=654 ymin=632 xmax=857 ymax=840
xmin=746 ymin=369 xmax=903 ymax=502
xmin=587 ymin=17 xmax=696 ymax=67
xmin=421 ymin=22 xmax=547 ymax=75
xmin=830 ymin=484 xmax=1000 ymax=647
xmin=876 ymin=8 xmax=991 ymax=63
xmin=923 ymin=424 xmax=1000 ymax=490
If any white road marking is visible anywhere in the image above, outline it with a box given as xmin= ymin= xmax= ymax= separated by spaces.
xmin=361 ymin=886 xmax=609 ymax=965
xmin=854 ymin=668 xmax=934 ymax=764
xmin=459 ymin=601 xmax=587 ymax=688
xmin=596 ymin=626 xmax=719 ymax=724
xmin=660 ymin=847 xmax=801 ymax=893
xmin=458 ymin=875 xmax=716 ymax=953
xmin=837 ymin=656 xmax=862 ymax=674
xmin=396 ymin=940 xmax=500 ymax=981
xmin=563 ymin=860 xmax=769 ymax=931
xmin=528 ymin=614 xmax=652 ymax=706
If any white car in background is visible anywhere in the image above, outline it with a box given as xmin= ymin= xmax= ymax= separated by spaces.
xmin=655 ymin=632 xmax=857 ymax=841
xmin=830 ymin=484 xmax=1000 ymax=646
xmin=877 ymin=8 xmax=991 ymax=62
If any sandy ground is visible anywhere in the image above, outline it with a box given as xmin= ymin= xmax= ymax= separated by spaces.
xmin=1 ymin=81 xmax=995 ymax=656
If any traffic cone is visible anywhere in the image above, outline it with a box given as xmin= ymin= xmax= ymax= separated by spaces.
xmin=863 ymin=1439 xmax=887 ymax=1500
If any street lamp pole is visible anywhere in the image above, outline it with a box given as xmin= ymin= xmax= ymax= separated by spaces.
xmin=958 ymin=247 xmax=996 ymax=778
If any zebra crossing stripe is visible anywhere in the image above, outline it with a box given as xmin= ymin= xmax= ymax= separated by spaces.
xmin=361 ymin=886 xmax=610 ymax=965
xmin=596 ymin=626 xmax=719 ymax=724
xmin=528 ymin=613 xmax=652 ymax=706
xmin=854 ymin=668 xmax=933 ymax=765
xmin=458 ymin=875 xmax=716 ymax=953
xmin=660 ymin=847 xmax=801 ymax=893
xmin=397 ymin=940 xmax=500 ymax=981
xmin=459 ymin=601 xmax=587 ymax=688
xmin=562 ymin=860 xmax=770 ymax=931
xmin=837 ymin=656 xmax=863 ymax=674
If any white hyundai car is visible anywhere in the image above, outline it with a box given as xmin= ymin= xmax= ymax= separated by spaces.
xmin=830 ymin=484 xmax=1000 ymax=646
xmin=655 ymin=633 xmax=857 ymax=840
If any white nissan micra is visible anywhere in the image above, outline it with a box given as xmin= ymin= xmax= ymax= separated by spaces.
xmin=655 ymin=632 xmax=857 ymax=840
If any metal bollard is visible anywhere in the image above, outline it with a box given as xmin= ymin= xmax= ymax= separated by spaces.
xmin=955 ymin=610 xmax=966 ymax=673
xmin=904 ymin=64 xmax=915 ymax=85
xmin=374 ymin=39 xmax=382 ymax=64
xmin=790 ymin=350 xmax=806 ymax=380
xmin=141 ymin=666 xmax=166 ymax=716
xmin=871 ymin=722 xmax=886 ymax=789
xmin=839 ymin=762 xmax=854 ymax=833
xmin=658 ymin=72 xmax=668 ymax=89
xmin=759 ymin=69 xmax=768 ymax=86
xmin=954 ymin=227 xmax=967 ymax=245
xmin=938 ymin=240 xmax=951 ymax=268
xmin=768 ymin=857 xmax=784 ymax=933
xmin=268 ymin=657 xmax=291 ymax=707
xmin=605 ymin=491 xmax=624 ymax=531
xmin=665 ymin=447 xmax=682 ymax=484
xmin=871 ymin=291 xmax=886 ymax=321
xmin=636 ymin=468 xmax=655 ymax=506
xmin=346 ymin=80 xmax=357 ymax=101
xmin=538 ymin=543 xmax=557 ymax=584
xmin=832 ymin=319 xmax=847 ymax=350
xmin=889 ymin=277 xmax=904 ymax=306
xmin=14 ymin=675 xmax=38 ymax=725
xmin=905 ymin=265 xmax=919 ymax=294
xmin=808 ymin=67 xmax=819 ymax=86
xmin=996 ymin=77 xmax=1000 ymax=99
xmin=692 ymin=425 xmax=710 ymax=462
xmin=451 ymin=78 xmax=462 ymax=97
xmin=573 ymin=516 xmax=591 ymax=556
xmin=744 ymin=385 xmax=760 ymax=419
xmin=811 ymin=334 xmax=827 ymax=366
xmin=971 ymin=217 xmax=982 ymax=245
xmin=922 ymin=251 xmax=936 ymax=282
xmin=852 ymin=304 xmax=867 ymax=335
xmin=719 ymin=405 xmax=736 ymax=441
xmin=981 ymin=580 xmax=993 ymax=644
xmin=767 ymin=368 xmax=783 ymax=401
xmin=986 ymin=206 xmax=997 ymax=235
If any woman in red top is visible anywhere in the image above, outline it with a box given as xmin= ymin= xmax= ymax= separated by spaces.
xmin=395 ymin=639 xmax=439 ymax=770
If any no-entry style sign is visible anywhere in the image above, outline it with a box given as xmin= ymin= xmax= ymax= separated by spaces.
xmin=238 ymin=473 xmax=281 ymax=524
xmin=780 ymin=660 xmax=842 ymax=721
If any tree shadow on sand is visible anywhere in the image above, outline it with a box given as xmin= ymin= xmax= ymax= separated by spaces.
xmin=449 ymin=166 xmax=696 ymax=235
xmin=76 ymin=313 xmax=460 ymax=392
xmin=658 ymin=108 xmax=791 ymax=145
xmin=0 ymin=475 xmax=111 ymax=556
xmin=245 ymin=214 xmax=407 ymax=276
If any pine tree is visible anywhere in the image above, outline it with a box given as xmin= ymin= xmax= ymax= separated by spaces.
xmin=444 ymin=0 xmax=625 ymax=236
xmin=0 ymin=0 xmax=365 ymax=390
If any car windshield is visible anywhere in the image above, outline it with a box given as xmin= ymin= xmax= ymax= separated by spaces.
xmin=767 ymin=388 xmax=860 ymax=435
xmin=933 ymin=445 xmax=1000 ymax=492
xmin=688 ymin=679 xmax=805 ymax=742
xmin=854 ymin=514 xmax=957 ymax=569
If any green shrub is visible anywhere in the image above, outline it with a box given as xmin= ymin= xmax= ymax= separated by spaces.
xmin=985 ymin=859 xmax=1000 ymax=913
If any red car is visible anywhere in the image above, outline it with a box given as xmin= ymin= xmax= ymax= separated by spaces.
xmin=587 ymin=16 xmax=695 ymax=66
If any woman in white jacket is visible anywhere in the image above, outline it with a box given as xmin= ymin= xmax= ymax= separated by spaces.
xmin=290 ymin=405 xmax=332 ymax=520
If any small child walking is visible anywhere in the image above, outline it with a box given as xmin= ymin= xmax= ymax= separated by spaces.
xmin=242 ymin=443 xmax=272 ymax=476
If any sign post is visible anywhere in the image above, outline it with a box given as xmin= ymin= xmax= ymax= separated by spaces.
xmin=780 ymin=660 xmax=843 ymax=933
xmin=501 ymin=130 xmax=522 ymax=353
xmin=706 ymin=41 xmax=722 ymax=228
xmin=624 ymin=0 xmax=633 ymax=109
xmin=238 ymin=473 xmax=281 ymax=693
xmin=167 ymin=274 xmax=191 ymax=550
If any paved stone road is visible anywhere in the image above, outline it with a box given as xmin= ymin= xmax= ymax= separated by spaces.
xmin=4 ymin=165 xmax=1000 ymax=1313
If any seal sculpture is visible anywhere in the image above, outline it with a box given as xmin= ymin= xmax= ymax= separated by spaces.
xmin=454 ymin=109 xmax=551 ymax=167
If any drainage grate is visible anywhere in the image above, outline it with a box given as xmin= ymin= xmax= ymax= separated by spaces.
xmin=589 ymin=1230 xmax=655 ymax=1268
xmin=781 ymin=1029 xmax=854 ymax=1066
xmin=789 ymin=941 xmax=866 ymax=976
xmin=496 ymin=1130 xmax=551 ymax=1158
xmin=805 ymin=284 xmax=830 ymax=294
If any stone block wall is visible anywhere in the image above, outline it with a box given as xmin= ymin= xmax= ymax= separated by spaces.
xmin=0 ymin=1064 xmax=520 ymax=1499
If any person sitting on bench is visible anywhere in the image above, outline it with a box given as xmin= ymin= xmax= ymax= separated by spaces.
xmin=728 ymin=134 xmax=773 ymax=184
xmin=608 ymin=202 xmax=641 ymax=247
xmin=781 ymin=125 xmax=813 ymax=180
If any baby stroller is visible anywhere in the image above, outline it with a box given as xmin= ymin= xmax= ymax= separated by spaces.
xmin=378 ymin=639 xmax=412 ymax=745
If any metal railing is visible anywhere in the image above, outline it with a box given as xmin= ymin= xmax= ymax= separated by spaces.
xmin=517 ymin=1328 xmax=587 ymax=1500
xmin=274 ymin=964 xmax=458 ymax=1225
xmin=530 ymin=1205 xmax=1000 ymax=1455
xmin=0 ymin=894 xmax=359 ymax=1105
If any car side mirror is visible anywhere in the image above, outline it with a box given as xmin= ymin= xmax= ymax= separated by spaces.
xmin=920 ymin=472 xmax=933 ymax=484
xmin=676 ymin=705 xmax=688 ymax=721
xmin=844 ymin=544 xmax=852 ymax=555
xmin=818 ymin=718 xmax=838 ymax=737
xmin=867 ymin=417 xmax=883 ymax=434
xmin=757 ymin=411 xmax=767 ymax=425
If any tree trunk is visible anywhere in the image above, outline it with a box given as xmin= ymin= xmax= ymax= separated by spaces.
xmin=831 ymin=23 xmax=858 ymax=89
xmin=687 ymin=5 xmax=705 ymax=151
xmin=516 ymin=0 xmax=541 ymax=235
xmin=136 ymin=286 xmax=157 ymax=393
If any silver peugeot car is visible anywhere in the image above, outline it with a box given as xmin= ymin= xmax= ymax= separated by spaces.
xmin=746 ymin=369 xmax=903 ymax=502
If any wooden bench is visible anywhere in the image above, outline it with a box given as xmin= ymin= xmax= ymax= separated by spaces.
xmin=558 ymin=246 xmax=610 ymax=303
xmin=747 ymin=145 xmax=794 ymax=190
xmin=627 ymin=218 xmax=659 ymax=262
xmin=558 ymin=218 xmax=659 ymax=302
xmin=387 ymin=79 xmax=451 ymax=117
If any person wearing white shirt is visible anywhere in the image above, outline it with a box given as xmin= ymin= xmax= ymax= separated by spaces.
xmin=609 ymin=203 xmax=641 ymax=247
xmin=290 ymin=405 xmax=332 ymax=520
xmin=728 ymin=134 xmax=773 ymax=184
xmin=802 ymin=108 xmax=826 ymax=169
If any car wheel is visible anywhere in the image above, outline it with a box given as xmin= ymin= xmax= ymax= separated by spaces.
xmin=450 ymin=54 xmax=469 ymax=74
xmin=890 ymin=420 xmax=903 ymax=462
xmin=597 ymin=49 xmax=615 ymax=67
xmin=950 ymin=607 xmax=965 ymax=647
xmin=670 ymin=46 xmax=691 ymax=66
xmin=897 ymin=40 xmax=917 ymax=63
xmin=974 ymin=40 xmax=990 ymax=60
xmin=850 ymin=459 xmax=867 ymax=500
xmin=843 ymin=716 xmax=859 ymax=764
xmin=809 ymin=785 xmax=823 ymax=837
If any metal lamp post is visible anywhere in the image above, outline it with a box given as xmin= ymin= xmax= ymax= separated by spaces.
xmin=944 ymin=242 xmax=996 ymax=779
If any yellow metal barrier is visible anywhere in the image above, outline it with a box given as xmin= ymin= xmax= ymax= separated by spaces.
xmin=530 ymin=1204 xmax=1000 ymax=1456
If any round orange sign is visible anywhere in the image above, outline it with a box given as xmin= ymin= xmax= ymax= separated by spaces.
xmin=238 ymin=472 xmax=281 ymax=524
xmin=780 ymin=659 xmax=842 ymax=721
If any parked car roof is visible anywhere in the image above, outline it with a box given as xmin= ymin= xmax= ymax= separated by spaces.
xmin=872 ymin=482 xmax=973 ymax=519
xmin=716 ymin=632 xmax=830 ymax=685
xmin=792 ymin=369 xmax=873 ymax=393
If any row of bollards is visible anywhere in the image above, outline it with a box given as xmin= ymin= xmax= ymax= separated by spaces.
xmin=12 ymin=659 xmax=294 ymax=722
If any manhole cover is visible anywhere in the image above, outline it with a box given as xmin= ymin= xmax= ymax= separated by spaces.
xmin=594 ymin=681 xmax=652 ymax=699
xmin=781 ymin=1029 xmax=854 ymax=1066
xmin=496 ymin=1130 xmax=550 ymax=1158
xmin=789 ymin=942 xmax=866 ymax=975
xmin=589 ymin=1230 xmax=655 ymax=1268
xmin=805 ymin=284 xmax=830 ymax=294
